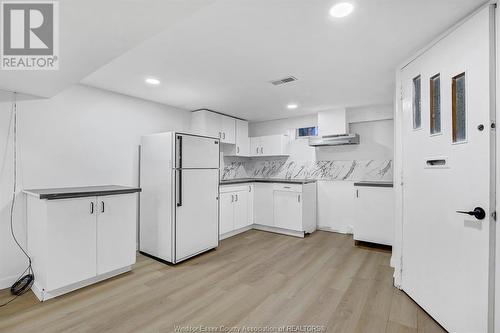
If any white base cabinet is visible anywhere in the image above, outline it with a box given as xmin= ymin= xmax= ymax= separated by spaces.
xmin=219 ymin=185 xmax=253 ymax=239
xmin=220 ymin=182 xmax=316 ymax=239
xmin=25 ymin=192 xmax=138 ymax=301
xmin=353 ymin=184 xmax=394 ymax=246
xmin=272 ymin=183 xmax=316 ymax=234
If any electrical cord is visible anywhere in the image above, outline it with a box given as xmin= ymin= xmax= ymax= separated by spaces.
xmin=0 ymin=93 xmax=34 ymax=307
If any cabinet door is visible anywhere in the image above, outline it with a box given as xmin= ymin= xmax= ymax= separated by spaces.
xmin=274 ymin=191 xmax=302 ymax=231
xmin=46 ymin=197 xmax=97 ymax=290
xmin=250 ymin=137 xmax=261 ymax=156
xmin=253 ymin=183 xmax=274 ymax=226
xmin=354 ymin=187 xmax=394 ymax=245
xmin=97 ymin=194 xmax=137 ymax=275
xmin=259 ymin=135 xmax=288 ymax=156
xmin=219 ymin=192 xmax=234 ymax=235
xmin=235 ymin=120 xmax=249 ymax=156
xmin=191 ymin=110 xmax=221 ymax=139
xmin=233 ymin=190 xmax=248 ymax=229
xmin=247 ymin=184 xmax=254 ymax=225
xmin=220 ymin=115 xmax=236 ymax=144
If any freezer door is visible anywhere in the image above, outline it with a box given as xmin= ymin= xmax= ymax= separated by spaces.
xmin=175 ymin=169 xmax=219 ymax=261
xmin=175 ymin=134 xmax=219 ymax=169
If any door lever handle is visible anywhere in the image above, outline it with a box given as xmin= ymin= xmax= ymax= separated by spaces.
xmin=456 ymin=207 xmax=486 ymax=220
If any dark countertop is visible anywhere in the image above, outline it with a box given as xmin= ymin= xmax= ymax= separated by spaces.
xmin=24 ymin=185 xmax=142 ymax=200
xmin=353 ymin=181 xmax=393 ymax=188
xmin=220 ymin=178 xmax=317 ymax=185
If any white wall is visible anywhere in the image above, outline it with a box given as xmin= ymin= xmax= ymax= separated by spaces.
xmin=0 ymin=85 xmax=191 ymax=288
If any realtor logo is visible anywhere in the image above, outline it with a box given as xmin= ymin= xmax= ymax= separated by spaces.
xmin=1 ymin=1 xmax=59 ymax=70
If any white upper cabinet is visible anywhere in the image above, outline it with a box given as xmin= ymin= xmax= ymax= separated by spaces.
xmin=250 ymin=135 xmax=289 ymax=157
xmin=220 ymin=115 xmax=236 ymax=144
xmin=235 ymin=119 xmax=249 ymax=156
xmin=191 ymin=110 xmax=235 ymax=144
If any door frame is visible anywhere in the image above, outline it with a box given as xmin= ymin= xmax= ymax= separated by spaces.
xmin=393 ymin=2 xmax=497 ymax=331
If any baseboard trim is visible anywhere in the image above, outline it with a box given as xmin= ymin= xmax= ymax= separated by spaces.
xmin=252 ymin=224 xmax=305 ymax=238
xmin=220 ymin=225 xmax=253 ymax=240
xmin=317 ymin=226 xmax=352 ymax=235
xmin=32 ymin=266 xmax=132 ymax=302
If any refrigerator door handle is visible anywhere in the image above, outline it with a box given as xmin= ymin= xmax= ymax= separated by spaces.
xmin=177 ymin=170 xmax=182 ymax=207
xmin=176 ymin=135 xmax=183 ymax=168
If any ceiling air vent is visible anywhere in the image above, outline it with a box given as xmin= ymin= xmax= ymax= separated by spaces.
xmin=270 ymin=76 xmax=297 ymax=86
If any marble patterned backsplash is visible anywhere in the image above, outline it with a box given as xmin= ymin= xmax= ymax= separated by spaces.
xmin=221 ymin=158 xmax=393 ymax=182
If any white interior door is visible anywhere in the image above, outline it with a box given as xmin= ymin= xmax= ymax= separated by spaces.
xmin=400 ymin=7 xmax=493 ymax=332
xmin=175 ymin=169 xmax=219 ymax=262
xmin=97 ymin=194 xmax=137 ymax=275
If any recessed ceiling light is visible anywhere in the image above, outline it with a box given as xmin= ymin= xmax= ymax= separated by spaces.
xmin=329 ymin=2 xmax=354 ymax=18
xmin=287 ymin=104 xmax=299 ymax=109
xmin=145 ymin=77 xmax=160 ymax=85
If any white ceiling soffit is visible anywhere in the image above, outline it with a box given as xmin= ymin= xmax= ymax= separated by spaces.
xmin=83 ymin=0 xmax=486 ymax=121
xmin=0 ymin=0 xmax=215 ymax=98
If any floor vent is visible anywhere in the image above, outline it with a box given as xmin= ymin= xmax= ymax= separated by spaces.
xmin=270 ymin=76 xmax=297 ymax=86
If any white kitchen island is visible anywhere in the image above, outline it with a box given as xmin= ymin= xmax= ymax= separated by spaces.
xmin=23 ymin=185 xmax=141 ymax=301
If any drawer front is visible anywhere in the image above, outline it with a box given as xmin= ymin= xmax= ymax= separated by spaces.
xmin=272 ymin=184 xmax=302 ymax=192
xmin=220 ymin=184 xmax=251 ymax=193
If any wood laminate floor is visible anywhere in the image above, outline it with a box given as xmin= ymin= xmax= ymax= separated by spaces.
xmin=0 ymin=230 xmax=445 ymax=333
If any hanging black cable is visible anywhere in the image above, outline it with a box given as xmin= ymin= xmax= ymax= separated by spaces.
xmin=0 ymin=93 xmax=34 ymax=307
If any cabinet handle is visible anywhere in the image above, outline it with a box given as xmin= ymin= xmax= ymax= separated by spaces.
xmin=231 ymin=194 xmax=234 ymax=203
xmin=298 ymin=195 xmax=300 ymax=203
xmin=219 ymin=132 xmax=222 ymax=139
xmin=101 ymin=201 xmax=105 ymax=213
xmin=235 ymin=194 xmax=238 ymax=202
xmin=249 ymin=185 xmax=251 ymax=192
xmin=284 ymin=186 xmax=291 ymax=189
xmin=356 ymin=189 xmax=359 ymax=198
xmin=256 ymin=147 xmax=259 ymax=154
xmin=237 ymin=146 xmax=240 ymax=154
xmin=260 ymin=147 xmax=263 ymax=154
xmin=90 ymin=202 xmax=94 ymax=214
xmin=223 ymin=132 xmax=226 ymax=139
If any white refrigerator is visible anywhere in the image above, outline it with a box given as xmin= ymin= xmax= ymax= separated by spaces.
xmin=139 ymin=132 xmax=220 ymax=264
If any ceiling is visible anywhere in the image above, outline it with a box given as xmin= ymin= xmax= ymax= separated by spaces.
xmin=0 ymin=0 xmax=215 ymax=98
xmin=0 ymin=0 xmax=486 ymax=121
xmin=82 ymin=0 xmax=486 ymax=121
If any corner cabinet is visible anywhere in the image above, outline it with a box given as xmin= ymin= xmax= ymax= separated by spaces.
xmin=24 ymin=187 xmax=140 ymax=301
xmin=191 ymin=109 xmax=236 ymax=144
xmin=250 ymin=135 xmax=290 ymax=157
xmin=221 ymin=181 xmax=317 ymax=238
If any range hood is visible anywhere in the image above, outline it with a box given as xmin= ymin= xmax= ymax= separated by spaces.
xmin=308 ymin=108 xmax=360 ymax=147
xmin=309 ymin=133 xmax=359 ymax=146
